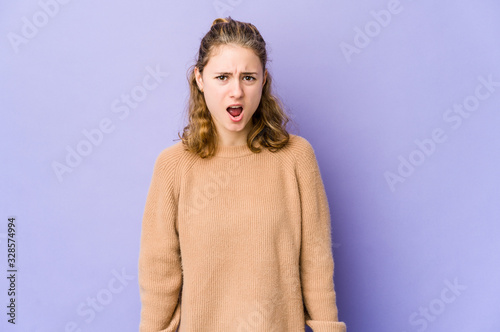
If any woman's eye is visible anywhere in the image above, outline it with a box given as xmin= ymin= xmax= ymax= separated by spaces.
xmin=216 ymin=75 xmax=255 ymax=81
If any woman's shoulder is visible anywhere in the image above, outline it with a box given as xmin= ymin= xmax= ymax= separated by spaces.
xmin=284 ymin=133 xmax=316 ymax=156
xmin=270 ymin=134 xmax=319 ymax=171
xmin=154 ymin=140 xmax=194 ymax=170
xmin=282 ymin=134 xmax=323 ymax=173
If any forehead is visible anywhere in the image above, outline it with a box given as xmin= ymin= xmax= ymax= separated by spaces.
xmin=205 ymin=44 xmax=262 ymax=72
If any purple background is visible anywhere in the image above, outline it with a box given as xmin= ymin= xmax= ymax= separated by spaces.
xmin=1 ymin=0 xmax=500 ymax=331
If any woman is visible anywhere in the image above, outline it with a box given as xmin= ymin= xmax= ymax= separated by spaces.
xmin=138 ymin=17 xmax=346 ymax=332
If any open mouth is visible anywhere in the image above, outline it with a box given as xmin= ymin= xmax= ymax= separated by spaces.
xmin=227 ymin=106 xmax=243 ymax=117
xmin=226 ymin=106 xmax=244 ymax=121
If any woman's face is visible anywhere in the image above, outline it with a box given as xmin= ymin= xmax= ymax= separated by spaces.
xmin=195 ymin=44 xmax=267 ymax=145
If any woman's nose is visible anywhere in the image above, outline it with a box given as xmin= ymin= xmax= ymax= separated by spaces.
xmin=229 ymin=79 xmax=244 ymax=98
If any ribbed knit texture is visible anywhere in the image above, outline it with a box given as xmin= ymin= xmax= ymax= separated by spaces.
xmin=138 ymin=134 xmax=346 ymax=332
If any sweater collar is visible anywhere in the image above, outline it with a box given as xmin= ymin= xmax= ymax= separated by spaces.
xmin=214 ymin=143 xmax=255 ymax=158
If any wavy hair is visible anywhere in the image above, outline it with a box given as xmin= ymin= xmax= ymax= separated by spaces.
xmin=177 ymin=16 xmax=296 ymax=158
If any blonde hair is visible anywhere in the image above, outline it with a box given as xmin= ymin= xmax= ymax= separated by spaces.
xmin=177 ymin=16 xmax=296 ymax=158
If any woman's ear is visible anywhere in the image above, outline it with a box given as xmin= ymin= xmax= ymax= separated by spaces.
xmin=194 ymin=66 xmax=204 ymax=92
xmin=262 ymin=69 xmax=267 ymax=87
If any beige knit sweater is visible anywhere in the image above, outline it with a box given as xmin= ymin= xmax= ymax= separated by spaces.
xmin=138 ymin=134 xmax=346 ymax=332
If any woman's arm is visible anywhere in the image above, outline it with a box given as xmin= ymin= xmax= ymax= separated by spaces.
xmin=138 ymin=148 xmax=183 ymax=332
xmin=296 ymin=138 xmax=347 ymax=332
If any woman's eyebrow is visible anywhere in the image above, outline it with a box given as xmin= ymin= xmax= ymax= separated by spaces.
xmin=215 ymin=72 xmax=258 ymax=75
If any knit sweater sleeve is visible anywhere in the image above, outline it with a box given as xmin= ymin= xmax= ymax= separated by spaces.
xmin=295 ymin=138 xmax=347 ymax=332
xmin=138 ymin=147 xmax=183 ymax=332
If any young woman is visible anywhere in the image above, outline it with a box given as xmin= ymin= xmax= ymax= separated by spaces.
xmin=138 ymin=17 xmax=346 ymax=332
